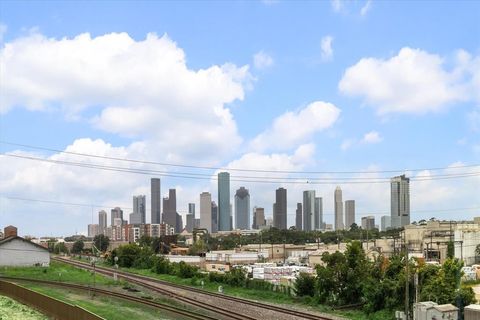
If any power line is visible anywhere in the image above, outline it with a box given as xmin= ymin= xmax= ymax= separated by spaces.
xmin=2 ymin=153 xmax=480 ymax=185
xmin=2 ymin=140 xmax=479 ymax=175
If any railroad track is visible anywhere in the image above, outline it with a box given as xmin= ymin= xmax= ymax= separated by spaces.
xmin=53 ymin=257 xmax=335 ymax=320
xmin=0 ymin=276 xmax=219 ymax=320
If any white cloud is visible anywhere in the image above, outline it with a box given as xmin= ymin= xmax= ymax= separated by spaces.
xmin=340 ymin=139 xmax=355 ymax=151
xmin=331 ymin=0 xmax=343 ymax=12
xmin=253 ymin=51 xmax=274 ymax=70
xmin=1 ymin=31 xmax=251 ymax=161
xmin=339 ymin=47 xmax=478 ymax=115
xmin=320 ymin=36 xmax=334 ymax=62
xmin=362 ymin=131 xmax=383 ymax=144
xmin=250 ymin=101 xmax=341 ymax=152
xmin=360 ymin=0 xmax=372 ymax=16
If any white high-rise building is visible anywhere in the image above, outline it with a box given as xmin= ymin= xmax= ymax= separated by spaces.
xmin=381 ymin=215 xmax=391 ymax=231
xmin=200 ymin=192 xmax=212 ymax=232
xmin=334 ymin=186 xmax=344 ymax=230
xmin=390 ymin=175 xmax=410 ymax=228
xmin=345 ymin=200 xmax=355 ymax=229
xmin=361 ymin=216 xmax=375 ymax=230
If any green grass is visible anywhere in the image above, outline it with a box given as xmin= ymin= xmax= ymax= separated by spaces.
xmin=21 ymin=283 xmax=188 ymax=320
xmin=0 ymin=295 xmax=48 ymax=320
xmin=0 ymin=261 xmax=116 ymax=286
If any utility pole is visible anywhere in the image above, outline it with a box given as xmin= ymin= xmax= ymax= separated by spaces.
xmin=404 ymin=232 xmax=410 ymax=320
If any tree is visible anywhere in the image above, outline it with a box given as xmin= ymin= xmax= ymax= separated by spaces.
xmin=293 ymin=272 xmax=315 ymax=297
xmin=93 ymin=234 xmax=109 ymax=252
xmin=139 ymin=235 xmax=152 ymax=248
xmin=53 ymin=242 xmax=68 ymax=254
xmin=71 ymin=240 xmax=84 ymax=254
xmin=447 ymin=241 xmax=455 ymax=259
xmin=113 ymin=244 xmax=141 ymax=268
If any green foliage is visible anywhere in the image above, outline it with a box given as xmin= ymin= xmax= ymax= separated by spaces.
xmin=188 ymin=239 xmax=207 ymax=255
xmin=152 ymin=256 xmax=173 ymax=275
xmin=132 ymin=247 xmax=155 ymax=269
xmin=138 ymin=235 xmax=152 ymax=248
xmin=113 ymin=244 xmax=141 ymax=268
xmin=175 ymin=261 xmax=199 ymax=278
xmin=93 ymin=234 xmax=109 ymax=252
xmin=294 ymin=272 xmax=315 ymax=297
xmin=447 ymin=241 xmax=455 ymax=259
xmin=53 ymin=242 xmax=68 ymax=254
xmin=71 ymin=240 xmax=84 ymax=254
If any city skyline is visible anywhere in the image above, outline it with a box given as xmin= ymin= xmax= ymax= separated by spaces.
xmin=1 ymin=1 xmax=479 ymax=236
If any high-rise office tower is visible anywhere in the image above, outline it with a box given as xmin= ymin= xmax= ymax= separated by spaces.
xmin=314 ymin=197 xmax=322 ymax=230
xmin=252 ymin=207 xmax=266 ymax=229
xmin=235 ymin=187 xmax=250 ymax=230
xmin=334 ymin=186 xmax=344 ymax=230
xmin=200 ymin=192 xmax=212 ymax=232
xmin=345 ymin=200 xmax=355 ymax=230
xmin=186 ymin=203 xmax=196 ymax=232
xmin=218 ymin=172 xmax=231 ymax=231
xmin=303 ymin=190 xmax=315 ymax=231
xmin=130 ymin=195 xmax=146 ymax=224
xmin=295 ymin=203 xmax=302 ymax=230
xmin=163 ymin=189 xmax=180 ymax=233
xmin=273 ymin=188 xmax=287 ymax=230
xmin=151 ymin=178 xmax=161 ymax=224
xmin=211 ymin=201 xmax=218 ymax=233
xmin=98 ymin=210 xmax=107 ymax=234
xmin=111 ymin=207 xmax=123 ymax=227
xmin=381 ymin=215 xmax=391 ymax=231
xmin=361 ymin=216 xmax=375 ymax=230
xmin=391 ymin=175 xmax=410 ymax=228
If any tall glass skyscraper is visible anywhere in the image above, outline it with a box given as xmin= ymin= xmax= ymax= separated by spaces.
xmin=303 ymin=190 xmax=315 ymax=231
xmin=314 ymin=197 xmax=322 ymax=230
xmin=334 ymin=186 xmax=344 ymax=230
xmin=200 ymin=192 xmax=212 ymax=232
xmin=151 ymin=178 xmax=161 ymax=224
xmin=218 ymin=172 xmax=231 ymax=231
xmin=390 ymin=175 xmax=410 ymax=228
xmin=345 ymin=200 xmax=355 ymax=230
xmin=235 ymin=187 xmax=250 ymax=230
xmin=273 ymin=187 xmax=287 ymax=230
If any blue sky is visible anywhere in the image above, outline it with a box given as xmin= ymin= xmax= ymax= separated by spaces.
xmin=0 ymin=0 xmax=479 ymax=236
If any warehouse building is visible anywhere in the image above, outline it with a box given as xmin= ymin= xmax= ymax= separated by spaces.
xmin=0 ymin=226 xmax=50 ymax=267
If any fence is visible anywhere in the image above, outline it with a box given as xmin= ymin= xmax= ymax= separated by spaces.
xmin=0 ymin=280 xmax=105 ymax=320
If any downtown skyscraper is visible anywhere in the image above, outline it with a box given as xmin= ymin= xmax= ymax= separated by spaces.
xmin=273 ymin=187 xmax=287 ymax=230
xmin=163 ymin=189 xmax=182 ymax=233
xmin=218 ymin=172 xmax=231 ymax=231
xmin=390 ymin=174 xmax=410 ymax=228
xmin=98 ymin=210 xmax=107 ymax=234
xmin=314 ymin=197 xmax=323 ymax=230
xmin=295 ymin=203 xmax=302 ymax=231
xmin=303 ymin=190 xmax=315 ymax=231
xmin=235 ymin=187 xmax=250 ymax=230
xmin=130 ymin=195 xmax=146 ymax=224
xmin=334 ymin=186 xmax=344 ymax=230
xmin=151 ymin=178 xmax=161 ymax=224
xmin=200 ymin=192 xmax=212 ymax=232
xmin=345 ymin=200 xmax=355 ymax=230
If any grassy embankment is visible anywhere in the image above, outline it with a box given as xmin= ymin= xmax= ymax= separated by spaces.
xmin=0 ymin=261 xmax=196 ymax=320
xmin=0 ymin=295 xmax=48 ymax=320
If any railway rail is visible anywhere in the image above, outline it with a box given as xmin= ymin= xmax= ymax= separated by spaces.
xmin=0 ymin=276 xmax=220 ymax=320
xmin=53 ymin=256 xmax=336 ymax=320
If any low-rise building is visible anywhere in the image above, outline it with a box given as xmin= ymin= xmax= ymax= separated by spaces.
xmin=0 ymin=236 xmax=50 ymax=267
xmin=413 ymin=302 xmax=458 ymax=320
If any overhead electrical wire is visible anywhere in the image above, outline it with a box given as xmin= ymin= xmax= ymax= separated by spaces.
xmin=1 ymin=140 xmax=479 ymax=175
xmin=2 ymin=153 xmax=480 ymax=185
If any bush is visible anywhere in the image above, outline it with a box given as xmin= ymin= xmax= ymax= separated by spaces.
xmin=176 ymin=261 xmax=199 ymax=278
xmin=208 ymin=271 xmax=227 ymax=284
xmin=225 ymin=267 xmax=247 ymax=287
xmin=152 ymin=256 xmax=172 ymax=275
xmin=293 ymin=272 xmax=315 ymax=297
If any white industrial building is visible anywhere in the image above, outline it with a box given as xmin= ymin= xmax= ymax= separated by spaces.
xmin=0 ymin=236 xmax=50 ymax=267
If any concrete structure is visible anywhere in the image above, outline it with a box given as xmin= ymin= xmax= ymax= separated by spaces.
xmin=98 ymin=210 xmax=107 ymax=234
xmin=273 ymin=188 xmax=287 ymax=230
xmin=235 ymin=187 xmax=250 ymax=230
xmin=218 ymin=172 xmax=231 ymax=231
xmin=413 ymin=302 xmax=458 ymax=320
xmin=211 ymin=201 xmax=218 ymax=233
xmin=391 ymin=174 xmax=410 ymax=228
xmin=4 ymin=225 xmax=18 ymax=238
xmin=465 ymin=304 xmax=480 ymax=320
xmin=130 ymin=195 xmax=146 ymax=224
xmin=185 ymin=203 xmax=196 ymax=232
xmin=345 ymin=200 xmax=355 ymax=230
xmin=334 ymin=186 xmax=344 ymax=230
xmin=0 ymin=236 xmax=50 ymax=266
xmin=252 ymin=207 xmax=266 ymax=230
xmin=111 ymin=207 xmax=123 ymax=227
xmin=151 ymin=178 xmax=161 ymax=224
xmin=162 ymin=189 xmax=182 ymax=233
xmin=314 ymin=197 xmax=322 ymax=230
xmin=88 ymin=224 xmax=99 ymax=237
xmin=303 ymin=190 xmax=315 ymax=231
xmin=295 ymin=203 xmax=302 ymax=230
xmin=381 ymin=215 xmax=391 ymax=231
xmin=361 ymin=216 xmax=375 ymax=230
xmin=200 ymin=192 xmax=212 ymax=232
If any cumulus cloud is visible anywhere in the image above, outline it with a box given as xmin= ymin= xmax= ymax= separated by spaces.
xmin=362 ymin=131 xmax=383 ymax=144
xmin=1 ymin=31 xmax=251 ymax=161
xmin=360 ymin=0 xmax=372 ymax=16
xmin=250 ymin=101 xmax=341 ymax=152
xmin=253 ymin=50 xmax=274 ymax=70
xmin=331 ymin=0 xmax=343 ymax=13
xmin=339 ymin=47 xmax=479 ymax=115
xmin=320 ymin=36 xmax=334 ymax=61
